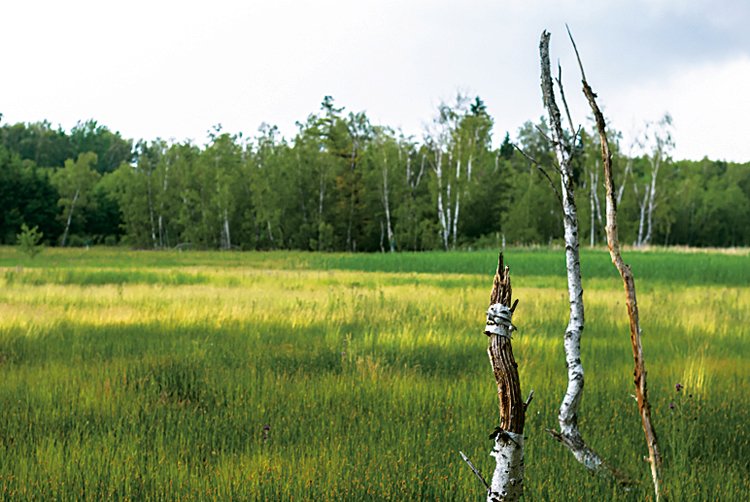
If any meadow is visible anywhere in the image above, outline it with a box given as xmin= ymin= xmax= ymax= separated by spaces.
xmin=0 ymin=246 xmax=748 ymax=500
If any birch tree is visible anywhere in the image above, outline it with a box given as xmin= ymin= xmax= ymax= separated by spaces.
xmin=636 ymin=114 xmax=674 ymax=246
xmin=52 ymin=151 xmax=100 ymax=246
xmin=538 ymin=31 xmax=627 ymax=483
xmin=424 ymin=100 xmax=459 ymax=250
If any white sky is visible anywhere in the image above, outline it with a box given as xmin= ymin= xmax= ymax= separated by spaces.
xmin=1 ymin=0 xmax=749 ymax=161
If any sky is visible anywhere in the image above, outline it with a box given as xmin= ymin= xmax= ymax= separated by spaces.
xmin=2 ymin=0 xmax=749 ymax=161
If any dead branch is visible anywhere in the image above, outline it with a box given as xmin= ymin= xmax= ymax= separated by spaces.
xmin=567 ymin=24 xmax=662 ymax=502
xmin=511 ymin=143 xmax=563 ymax=206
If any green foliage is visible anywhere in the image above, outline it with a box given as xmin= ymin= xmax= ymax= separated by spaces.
xmin=1 ymin=102 xmax=749 ymax=251
xmin=51 ymin=152 xmax=101 ymax=246
xmin=16 ymin=223 xmax=44 ymax=258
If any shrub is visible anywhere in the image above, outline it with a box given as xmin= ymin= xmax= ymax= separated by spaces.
xmin=16 ymin=224 xmax=44 ymax=258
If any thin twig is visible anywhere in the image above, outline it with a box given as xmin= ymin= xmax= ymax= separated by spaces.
xmin=459 ymin=450 xmax=490 ymax=490
xmin=524 ymin=389 xmax=534 ymax=410
xmin=512 ymin=143 xmax=563 ymax=206
xmin=566 ymin=23 xmax=587 ymax=82
xmin=556 ymin=61 xmax=577 ymax=138
xmin=534 ymin=124 xmax=556 ymax=146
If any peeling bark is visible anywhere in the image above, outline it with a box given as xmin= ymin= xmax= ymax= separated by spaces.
xmin=571 ymin=30 xmax=662 ymax=500
xmin=485 ymin=254 xmax=525 ymax=501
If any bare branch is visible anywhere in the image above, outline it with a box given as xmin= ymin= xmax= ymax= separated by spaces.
xmin=533 ymin=124 xmax=557 ymax=147
xmin=540 ymin=28 xmax=629 ymax=486
xmin=512 ymin=143 xmax=564 ymax=207
xmin=459 ymin=451 xmax=490 ymax=491
xmin=568 ymin=24 xmax=662 ymax=502
xmin=556 ymin=61 xmax=577 ymax=137
xmin=566 ymin=24 xmax=587 ymax=82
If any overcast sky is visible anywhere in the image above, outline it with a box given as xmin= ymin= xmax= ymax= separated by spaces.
xmin=2 ymin=0 xmax=749 ymax=161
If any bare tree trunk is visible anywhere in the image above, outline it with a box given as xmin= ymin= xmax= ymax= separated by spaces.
xmin=643 ymin=154 xmax=660 ymax=245
xmin=435 ymin=151 xmax=450 ymax=250
xmin=147 ymin=170 xmax=157 ymax=249
xmin=61 ymin=189 xmax=79 ymax=247
xmin=573 ymin=32 xmax=663 ymax=501
xmin=382 ymin=152 xmax=395 ymax=252
xmin=593 ymin=161 xmax=603 ymax=232
xmin=616 ymin=159 xmax=632 ymax=206
xmin=452 ymin=155 xmax=462 ymax=249
xmin=452 ymin=191 xmax=460 ymax=249
xmin=221 ymin=208 xmax=231 ymax=250
xmin=539 ymin=30 xmax=628 ymax=483
xmin=589 ymin=168 xmax=596 ymax=246
xmin=636 ymin=183 xmax=649 ymax=247
xmin=266 ymin=220 xmax=275 ymax=247
xmin=461 ymin=254 xmax=525 ymax=501
xmin=485 ymin=255 xmax=524 ymax=501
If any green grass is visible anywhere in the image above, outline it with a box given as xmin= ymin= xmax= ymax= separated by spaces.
xmin=0 ymin=246 xmax=747 ymax=500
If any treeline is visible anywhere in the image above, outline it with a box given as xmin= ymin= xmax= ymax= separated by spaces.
xmin=1 ymin=97 xmax=749 ymax=251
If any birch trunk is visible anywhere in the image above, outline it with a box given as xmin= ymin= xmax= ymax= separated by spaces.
xmin=616 ymin=159 xmax=632 ymax=206
xmin=643 ymin=154 xmax=660 ymax=246
xmin=382 ymin=152 xmax=395 ymax=252
xmin=589 ymin=168 xmax=596 ymax=246
xmin=636 ymin=184 xmax=649 ymax=246
xmin=539 ymin=31 xmax=627 ymax=482
xmin=576 ymin=45 xmax=663 ymax=500
xmin=61 ymin=188 xmax=80 ymax=247
xmin=435 ymin=151 xmax=450 ymax=250
xmin=485 ymin=254 xmax=525 ymax=502
xmin=147 ymin=169 xmax=157 ymax=249
xmin=222 ymin=208 xmax=231 ymax=250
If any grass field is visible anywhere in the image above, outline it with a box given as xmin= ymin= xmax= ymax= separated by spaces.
xmin=0 ymin=247 xmax=748 ymax=500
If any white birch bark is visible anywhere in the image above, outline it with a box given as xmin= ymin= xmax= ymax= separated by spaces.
xmin=616 ymin=158 xmax=632 ymax=206
xmin=381 ymin=151 xmax=395 ymax=252
xmin=222 ymin=208 xmax=231 ymax=250
xmin=435 ymin=150 xmax=450 ymax=250
xmin=589 ymin=168 xmax=596 ymax=246
xmin=146 ymin=167 xmax=157 ymax=249
xmin=61 ymin=188 xmax=80 ymax=247
xmin=643 ymin=153 xmax=660 ymax=245
xmin=539 ymin=30 xmax=617 ymax=478
xmin=488 ymin=432 xmax=524 ymax=502
xmin=636 ymin=183 xmax=648 ymax=247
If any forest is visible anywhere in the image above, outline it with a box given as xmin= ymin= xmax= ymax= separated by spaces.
xmin=2 ymin=95 xmax=749 ymax=251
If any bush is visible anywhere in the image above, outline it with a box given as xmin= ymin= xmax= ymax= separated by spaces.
xmin=16 ymin=224 xmax=44 ymax=258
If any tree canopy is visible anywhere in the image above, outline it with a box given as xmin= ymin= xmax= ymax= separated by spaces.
xmin=1 ymin=98 xmax=748 ymax=249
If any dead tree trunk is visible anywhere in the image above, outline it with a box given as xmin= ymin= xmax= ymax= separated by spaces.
xmin=485 ymin=255 xmax=525 ymax=501
xmin=462 ymin=254 xmax=525 ymax=501
xmin=539 ymin=30 xmax=629 ymax=484
xmin=570 ymin=29 xmax=663 ymax=501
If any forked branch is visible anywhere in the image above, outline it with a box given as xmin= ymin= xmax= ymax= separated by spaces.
xmin=539 ymin=29 xmax=632 ymax=487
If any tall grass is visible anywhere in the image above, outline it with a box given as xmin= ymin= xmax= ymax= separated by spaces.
xmin=0 ymin=247 xmax=747 ymax=500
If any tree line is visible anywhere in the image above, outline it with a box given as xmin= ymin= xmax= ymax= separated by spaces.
xmin=1 ymin=97 xmax=748 ymax=251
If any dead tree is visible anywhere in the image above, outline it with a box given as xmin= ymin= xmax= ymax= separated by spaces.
xmin=538 ymin=30 xmax=629 ymax=484
xmin=461 ymin=254 xmax=526 ymax=501
xmin=568 ymin=28 xmax=663 ymax=501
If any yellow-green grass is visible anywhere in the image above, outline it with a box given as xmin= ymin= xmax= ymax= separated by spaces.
xmin=0 ymin=247 xmax=747 ymax=500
